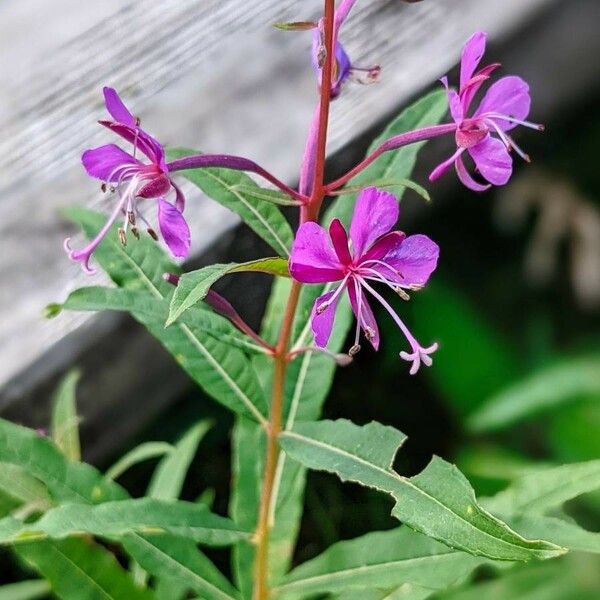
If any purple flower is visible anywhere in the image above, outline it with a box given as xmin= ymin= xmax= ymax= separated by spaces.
xmin=430 ymin=32 xmax=543 ymax=192
xmin=65 ymin=87 xmax=190 ymax=273
xmin=290 ymin=187 xmax=439 ymax=374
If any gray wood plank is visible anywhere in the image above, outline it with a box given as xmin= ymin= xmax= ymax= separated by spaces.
xmin=0 ymin=0 xmax=554 ymax=393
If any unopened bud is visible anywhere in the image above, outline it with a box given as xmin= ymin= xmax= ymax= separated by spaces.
xmin=273 ymin=21 xmax=318 ymax=31
xmin=147 ymin=228 xmax=159 ymax=241
xmin=118 ymin=228 xmax=127 ymax=246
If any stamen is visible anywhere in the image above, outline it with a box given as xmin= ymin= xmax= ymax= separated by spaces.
xmin=359 ymin=259 xmax=403 ymax=280
xmin=127 ymin=211 xmax=136 ymax=226
xmin=118 ymin=228 xmax=127 ymax=246
xmin=395 ymin=287 xmax=410 ymax=301
xmin=101 ymin=183 xmax=107 ymax=193
xmin=487 ymin=119 xmax=531 ymax=162
xmin=484 ymin=112 xmax=545 ymax=131
xmin=348 ymin=344 xmax=361 ymax=357
xmin=131 ymin=227 xmax=140 ymax=239
xmin=147 ymin=228 xmax=159 ymax=241
xmin=315 ymin=275 xmax=350 ymax=315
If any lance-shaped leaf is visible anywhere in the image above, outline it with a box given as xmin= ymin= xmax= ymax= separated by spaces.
xmin=468 ymin=354 xmax=600 ymax=433
xmin=104 ymin=442 xmax=174 ymax=481
xmin=0 ymin=498 xmax=249 ymax=547
xmin=167 ymin=258 xmax=289 ymax=326
xmin=50 ymin=369 xmax=81 ymax=462
xmin=230 ymin=184 xmax=301 ymax=206
xmin=62 ymin=209 xmax=269 ymax=423
xmin=273 ymin=527 xmax=484 ymax=599
xmin=166 ymin=148 xmax=294 ymax=257
xmin=279 ymin=420 xmax=563 ymax=561
xmin=332 ymin=178 xmax=430 ymax=202
xmin=123 ymin=535 xmax=240 ymax=600
xmin=0 ymin=463 xmax=51 ymax=508
xmin=0 ymin=418 xmax=126 ymax=504
xmin=15 ymin=538 xmax=154 ymax=600
xmin=484 ymin=460 xmax=600 ymax=515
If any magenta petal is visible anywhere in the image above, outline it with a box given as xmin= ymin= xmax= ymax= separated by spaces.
xmin=378 ymin=234 xmax=439 ymax=287
xmin=361 ymin=231 xmax=406 ymax=264
xmin=103 ymin=87 xmax=136 ymax=127
xmin=348 ymin=282 xmax=380 ymax=351
xmin=311 ymin=289 xmax=341 ymax=348
xmin=350 ymin=187 xmax=399 ymax=258
xmin=81 ymin=144 xmax=141 ymax=181
xmin=460 ymin=32 xmax=487 ymax=91
xmin=455 ymin=154 xmax=491 ymax=192
xmin=100 ymin=121 xmax=166 ymax=169
xmin=290 ymin=222 xmax=345 ymax=284
xmin=429 ymin=148 xmax=463 ymax=182
xmin=440 ymin=76 xmax=463 ymax=122
xmin=158 ymin=199 xmax=191 ymax=258
xmin=475 ymin=76 xmax=531 ymax=130
xmin=329 ymin=219 xmax=352 ymax=265
xmin=469 ymin=136 xmax=513 ymax=186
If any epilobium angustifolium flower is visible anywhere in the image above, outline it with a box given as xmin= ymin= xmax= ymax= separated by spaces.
xmin=65 ymin=87 xmax=190 ymax=273
xmin=290 ymin=187 xmax=439 ymax=374
xmin=430 ymin=32 xmax=543 ymax=191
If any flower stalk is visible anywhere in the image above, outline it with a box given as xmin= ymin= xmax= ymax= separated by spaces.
xmin=252 ymin=1 xmax=336 ymax=597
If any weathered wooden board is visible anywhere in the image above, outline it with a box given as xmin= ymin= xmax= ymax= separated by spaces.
xmin=0 ymin=0 xmax=558 ymax=399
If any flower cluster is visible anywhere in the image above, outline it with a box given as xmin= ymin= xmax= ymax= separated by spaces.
xmin=67 ymin=17 xmax=541 ymax=374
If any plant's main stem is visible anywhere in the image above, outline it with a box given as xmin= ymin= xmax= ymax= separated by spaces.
xmin=252 ymin=1 xmax=335 ymax=597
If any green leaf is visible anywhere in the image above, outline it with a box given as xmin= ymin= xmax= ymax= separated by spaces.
xmin=167 ymin=258 xmax=289 ymax=326
xmin=279 ymin=420 xmax=563 ymax=561
xmin=50 ymin=369 xmax=81 ymax=462
xmin=0 ymin=463 xmax=51 ymax=508
xmin=468 ymin=354 xmax=600 ymax=432
xmin=0 ymin=498 xmax=249 ymax=546
xmin=484 ymin=460 xmax=600 ymax=515
xmin=62 ymin=287 xmax=267 ymax=424
xmin=332 ymin=178 xmax=430 ymax=202
xmin=0 ymin=580 xmax=49 ymax=600
xmin=504 ymin=513 xmax=600 ymax=554
xmin=166 ymin=148 xmax=294 ymax=257
xmin=273 ymin=527 xmax=484 ymax=598
xmin=147 ymin=421 xmax=211 ymax=500
xmin=104 ymin=442 xmax=174 ymax=481
xmin=15 ymin=538 xmax=153 ymax=600
xmin=123 ymin=535 xmax=240 ymax=600
xmin=0 ymin=418 xmax=126 ymax=504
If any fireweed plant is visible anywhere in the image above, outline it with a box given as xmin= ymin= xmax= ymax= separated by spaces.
xmin=10 ymin=1 xmax=593 ymax=599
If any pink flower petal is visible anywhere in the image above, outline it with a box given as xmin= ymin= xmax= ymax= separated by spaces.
xmin=429 ymin=148 xmax=464 ymax=182
xmin=311 ymin=289 xmax=342 ymax=347
xmin=81 ymin=144 xmax=141 ymax=181
xmin=350 ymin=187 xmax=399 ymax=258
xmin=468 ymin=136 xmax=513 ymax=186
xmin=99 ymin=121 xmax=166 ymax=169
xmin=455 ymin=154 xmax=491 ymax=192
xmin=475 ymin=76 xmax=531 ymax=131
xmin=103 ymin=87 xmax=136 ymax=127
xmin=348 ymin=282 xmax=380 ymax=350
xmin=158 ymin=199 xmax=191 ymax=258
xmin=329 ymin=219 xmax=352 ymax=265
xmin=290 ymin=222 xmax=345 ymax=283
xmin=361 ymin=231 xmax=406 ymax=264
xmin=460 ymin=32 xmax=487 ymax=91
xmin=440 ymin=76 xmax=463 ymax=123
xmin=376 ymin=234 xmax=439 ymax=287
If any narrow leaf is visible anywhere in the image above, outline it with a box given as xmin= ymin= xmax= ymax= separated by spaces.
xmin=166 ymin=148 xmax=294 ymax=257
xmin=468 ymin=354 xmax=600 ymax=433
xmin=331 ymin=178 xmax=430 ymax=202
xmin=167 ymin=258 xmax=289 ymax=326
xmin=15 ymin=538 xmax=153 ymax=600
xmin=147 ymin=421 xmax=212 ymax=500
xmin=274 ymin=527 xmax=484 ymax=598
xmin=104 ymin=442 xmax=174 ymax=481
xmin=123 ymin=535 xmax=240 ymax=600
xmin=0 ymin=463 xmax=51 ymax=508
xmin=0 ymin=498 xmax=249 ymax=547
xmin=484 ymin=460 xmax=600 ymax=515
xmin=280 ymin=420 xmax=563 ymax=561
xmin=0 ymin=418 xmax=126 ymax=504
xmin=50 ymin=369 xmax=81 ymax=461
xmin=231 ymin=184 xmax=301 ymax=206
